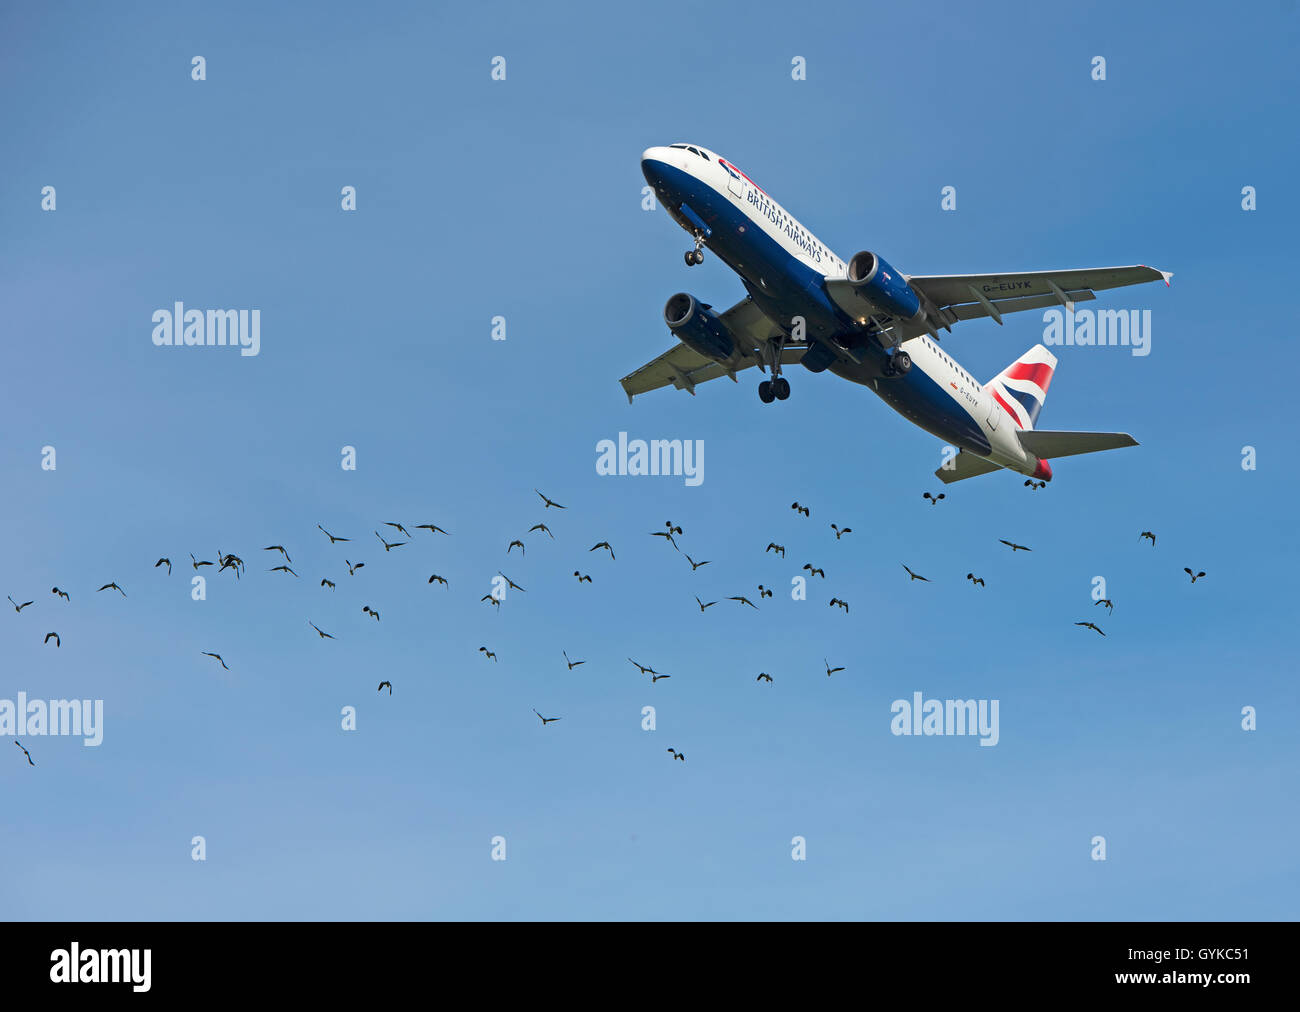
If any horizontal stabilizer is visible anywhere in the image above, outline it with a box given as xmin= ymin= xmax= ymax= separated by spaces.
xmin=935 ymin=451 xmax=1002 ymax=484
xmin=1016 ymin=430 xmax=1138 ymax=459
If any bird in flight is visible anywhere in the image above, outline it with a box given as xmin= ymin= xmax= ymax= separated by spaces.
xmin=651 ymin=673 xmax=671 ymax=683
xmin=529 ymin=523 xmax=555 ymax=539
xmin=666 ymin=748 xmax=685 ymax=761
xmin=533 ymin=709 xmax=562 ymax=725
xmin=481 ymin=593 xmax=501 ymax=609
xmin=498 ymin=572 xmax=526 ymax=593
xmin=728 ymin=595 xmax=758 ymax=609
xmin=1075 ymin=621 xmax=1106 ymax=636
xmin=1140 ymin=531 xmax=1156 ymax=545
xmin=684 ymin=554 xmax=710 ymax=571
xmin=758 ymin=585 xmax=773 ymax=599
xmin=1095 ymin=598 xmax=1114 ymax=614
xmin=1024 ymin=479 xmax=1047 ymax=490
xmin=308 ymin=621 xmax=334 ymax=639
xmin=802 ymin=564 xmax=825 ymax=579
xmin=217 ymin=553 xmax=245 ymax=577
xmin=479 ymin=647 xmax=497 ymax=661
xmin=14 ymin=741 xmax=34 ymax=766
xmin=589 ymin=541 xmax=615 ymax=560
xmin=345 ymin=560 xmax=365 ymax=576
xmin=791 ymin=502 xmax=810 ymax=516
xmin=154 ymin=558 xmax=172 ymax=575
xmin=507 ymin=540 xmax=526 ymax=556
xmin=664 ymin=521 xmax=683 ymax=536
xmin=268 ymin=565 xmax=299 ymax=577
xmin=831 ymin=524 xmax=852 ymax=540
xmin=825 ymin=659 xmax=845 ymax=677
xmin=999 ymin=540 xmax=1032 ymax=552
xmin=362 ymin=605 xmax=380 ymax=621
xmin=98 ymin=582 xmax=126 ymax=597
xmin=8 ymin=595 xmax=33 ymax=612
xmin=44 ymin=632 xmax=60 ymax=648
xmin=264 ymin=545 xmax=292 ymax=563
xmin=766 ymin=543 xmax=785 ymax=557
xmin=51 ymin=587 xmax=70 ymax=601
xmin=901 ymin=565 xmax=930 ymax=582
xmin=377 ymin=680 xmax=392 ymax=695
xmin=650 ymin=530 xmax=678 ymax=551
xmin=374 ymin=531 xmax=406 ymax=552
xmin=628 ymin=658 xmax=659 ymax=676
xmin=427 ymin=574 xmax=448 ymax=586
xmin=829 ymin=597 xmax=849 ymax=612
xmin=317 ymin=524 xmax=350 ymax=543
xmin=535 ymin=490 xmax=566 ymax=509
xmin=573 ymin=571 xmax=592 ymax=583
xmin=191 ymin=553 xmax=213 ymax=570
xmin=563 ymin=651 xmax=585 ymax=670
xmin=756 ymin=672 xmax=773 ymax=683
xmin=321 ymin=578 xmax=336 ymax=590
xmin=414 ymin=523 xmax=450 ymax=536
xmin=694 ymin=596 xmax=717 ymax=612
xmin=384 ymin=522 xmax=411 ymax=539
xmin=1184 ymin=568 xmax=1206 ymax=583
xmin=923 ymin=492 xmax=946 ymax=505
xmin=966 ymin=573 xmax=985 ymax=587
xmin=201 ymin=651 xmax=228 ymax=670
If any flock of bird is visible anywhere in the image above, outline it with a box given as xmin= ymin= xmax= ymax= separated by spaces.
xmin=8 ymin=487 xmax=1207 ymax=767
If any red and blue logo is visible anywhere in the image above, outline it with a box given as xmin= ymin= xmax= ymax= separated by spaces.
xmin=717 ymin=158 xmax=767 ymax=196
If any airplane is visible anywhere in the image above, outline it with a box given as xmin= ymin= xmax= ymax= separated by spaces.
xmin=622 ymin=143 xmax=1171 ymax=483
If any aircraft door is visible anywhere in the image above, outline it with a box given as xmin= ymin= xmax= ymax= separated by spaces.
xmin=986 ymin=390 xmax=1000 ymax=431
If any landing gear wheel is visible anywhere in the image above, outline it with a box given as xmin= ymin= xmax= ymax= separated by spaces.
xmin=684 ymin=250 xmax=698 ymax=266
xmin=892 ymin=350 xmax=912 ymax=375
xmin=773 ymin=377 xmax=791 ymax=400
xmin=758 ymin=380 xmax=776 ymax=403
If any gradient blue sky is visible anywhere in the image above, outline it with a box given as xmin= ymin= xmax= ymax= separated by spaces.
xmin=2 ymin=0 xmax=1296 ymax=920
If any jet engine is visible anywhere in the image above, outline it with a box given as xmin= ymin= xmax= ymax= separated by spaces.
xmin=664 ymin=293 xmax=745 ymax=369
xmin=846 ymin=251 xmax=924 ymax=321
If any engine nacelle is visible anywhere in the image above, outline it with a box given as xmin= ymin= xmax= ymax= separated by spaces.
xmin=846 ymin=251 xmax=923 ymax=321
xmin=664 ymin=293 xmax=744 ymax=368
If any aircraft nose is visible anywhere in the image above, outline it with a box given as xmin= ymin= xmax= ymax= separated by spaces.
xmin=641 ymin=146 xmax=670 ymax=186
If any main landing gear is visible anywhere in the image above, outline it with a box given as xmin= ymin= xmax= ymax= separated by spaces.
xmin=684 ymin=232 xmax=706 ymax=266
xmin=882 ymin=349 xmax=912 ymax=378
xmin=756 ymin=335 xmax=791 ymax=403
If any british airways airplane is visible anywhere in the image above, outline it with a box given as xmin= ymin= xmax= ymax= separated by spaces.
xmin=622 ymin=143 xmax=1172 ymax=484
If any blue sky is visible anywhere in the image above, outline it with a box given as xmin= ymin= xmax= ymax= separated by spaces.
xmin=1 ymin=0 xmax=1296 ymax=919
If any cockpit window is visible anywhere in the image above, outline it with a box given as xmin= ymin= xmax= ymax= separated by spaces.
xmin=669 ymin=143 xmax=690 ymax=150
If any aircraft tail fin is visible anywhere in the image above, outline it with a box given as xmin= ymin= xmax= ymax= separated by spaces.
xmin=1016 ymin=430 xmax=1139 ymax=459
xmin=987 ymin=344 xmax=1057 ymax=430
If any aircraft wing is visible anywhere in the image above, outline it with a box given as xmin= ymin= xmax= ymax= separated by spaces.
xmin=620 ymin=296 xmax=805 ymax=402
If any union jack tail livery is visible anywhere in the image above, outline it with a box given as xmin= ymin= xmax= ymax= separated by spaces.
xmin=987 ymin=345 xmax=1056 ymax=431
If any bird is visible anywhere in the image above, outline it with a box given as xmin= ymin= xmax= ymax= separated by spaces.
xmin=1025 ymin=479 xmax=1047 ymax=490
xmin=923 ymin=492 xmax=946 ymax=505
xmin=999 ymin=540 xmax=1032 ymax=552
xmin=317 ymin=524 xmax=350 ymax=543
xmin=563 ymin=651 xmax=585 ymax=670
xmin=684 ymin=554 xmax=711 ymax=571
xmin=966 ymin=573 xmax=985 ymax=587
xmin=628 ymin=659 xmax=659 ymax=676
xmin=694 ymin=596 xmax=717 ymax=612
xmin=268 ymin=565 xmax=299 ymax=577
xmin=481 ymin=594 xmax=501 ymax=609
xmin=8 ymin=595 xmax=33 ymax=612
xmin=1140 ymin=531 xmax=1156 ymax=545
xmin=535 ymin=490 xmax=566 ymax=509
xmin=154 ymin=558 xmax=172 ymax=575
xmin=14 ymin=741 xmax=34 ymax=766
xmin=766 ymin=543 xmax=786 ymax=557
xmin=1184 ymin=568 xmax=1206 ymax=583
xmin=479 ymin=647 xmax=497 ymax=661
xmin=97 ymin=582 xmax=126 ymax=597
xmin=650 ymin=530 xmax=678 ymax=550
xmin=1095 ymin=598 xmax=1114 ymax=614
xmin=589 ymin=541 xmax=615 ymax=560
xmin=507 ymin=540 xmax=526 ymax=556
xmin=573 ymin=571 xmax=592 ymax=583
xmin=651 ymin=673 xmax=671 ymax=683
xmin=374 ymin=531 xmax=406 ymax=552
xmin=802 ymin=564 xmax=825 ymax=579
xmin=377 ymin=680 xmax=392 ymax=695
xmin=791 ymin=502 xmax=810 ymax=516
xmin=664 ymin=521 xmax=683 ymax=535
xmin=44 ymin=632 xmax=60 ymax=648
xmin=308 ymin=621 xmax=334 ymax=639
xmin=728 ymin=595 xmax=758 ymax=609
xmin=427 ymin=574 xmax=448 ymax=586
xmin=529 ymin=523 xmax=555 ymax=539
xmin=190 ymin=553 xmax=213 ymax=570
xmin=345 ymin=560 xmax=365 ymax=576
xmin=498 ymin=572 xmax=526 ymax=593
xmin=51 ymin=587 xmax=69 ymax=600
xmin=362 ymin=606 xmax=380 ymax=621
xmin=321 ymin=578 xmax=336 ymax=590
xmin=201 ymin=651 xmax=228 ymax=670
xmin=414 ymin=523 xmax=450 ymax=536
xmin=384 ymin=522 xmax=411 ymax=538
xmin=825 ymin=659 xmax=845 ymax=677
xmin=264 ymin=545 xmax=292 ymax=562
xmin=756 ymin=672 xmax=773 ymax=683
xmin=666 ymin=748 xmax=685 ymax=761
xmin=831 ymin=524 xmax=852 ymax=540
xmin=1075 ymin=621 xmax=1106 ymax=636
xmin=217 ymin=553 xmax=244 ymax=578
xmin=829 ymin=597 xmax=849 ymax=612
xmin=901 ymin=565 xmax=930 ymax=582
xmin=758 ymin=585 xmax=773 ymax=599
xmin=533 ymin=709 xmax=562 ymax=725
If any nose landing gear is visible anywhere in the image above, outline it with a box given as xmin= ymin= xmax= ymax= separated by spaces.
xmin=684 ymin=232 xmax=706 ymax=266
